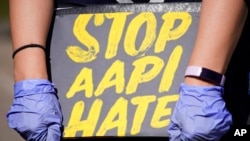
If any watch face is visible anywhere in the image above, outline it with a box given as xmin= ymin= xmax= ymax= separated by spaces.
xmin=201 ymin=68 xmax=223 ymax=85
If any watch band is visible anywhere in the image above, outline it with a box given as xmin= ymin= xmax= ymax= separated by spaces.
xmin=184 ymin=66 xmax=226 ymax=86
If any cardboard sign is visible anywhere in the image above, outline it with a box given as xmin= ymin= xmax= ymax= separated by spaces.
xmin=49 ymin=2 xmax=201 ymax=138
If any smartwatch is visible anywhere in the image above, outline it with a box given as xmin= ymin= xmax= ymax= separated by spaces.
xmin=184 ymin=66 xmax=225 ymax=86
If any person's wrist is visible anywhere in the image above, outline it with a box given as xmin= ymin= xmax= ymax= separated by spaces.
xmin=14 ymin=79 xmax=56 ymax=98
xmin=184 ymin=76 xmax=218 ymax=86
xmin=184 ymin=66 xmax=225 ymax=86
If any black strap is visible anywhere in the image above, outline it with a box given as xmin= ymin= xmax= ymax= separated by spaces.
xmin=12 ymin=44 xmax=46 ymax=59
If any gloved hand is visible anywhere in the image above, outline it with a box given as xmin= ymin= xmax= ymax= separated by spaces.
xmin=168 ymin=83 xmax=232 ymax=141
xmin=7 ymin=79 xmax=63 ymax=141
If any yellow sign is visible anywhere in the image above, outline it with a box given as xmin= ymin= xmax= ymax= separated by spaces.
xmin=50 ymin=4 xmax=200 ymax=137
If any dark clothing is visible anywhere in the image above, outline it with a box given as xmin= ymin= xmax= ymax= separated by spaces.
xmin=57 ymin=0 xmax=202 ymax=5
xmin=58 ymin=0 xmax=117 ymax=5
xmin=245 ymin=0 xmax=250 ymax=6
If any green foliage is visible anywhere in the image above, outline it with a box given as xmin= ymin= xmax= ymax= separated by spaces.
xmin=0 ymin=0 xmax=9 ymax=20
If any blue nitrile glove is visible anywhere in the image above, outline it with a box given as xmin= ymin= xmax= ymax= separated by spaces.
xmin=7 ymin=79 xmax=63 ymax=141
xmin=168 ymin=83 xmax=232 ymax=141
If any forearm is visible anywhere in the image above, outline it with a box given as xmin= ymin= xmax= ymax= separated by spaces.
xmin=9 ymin=0 xmax=54 ymax=81
xmin=185 ymin=0 xmax=248 ymax=86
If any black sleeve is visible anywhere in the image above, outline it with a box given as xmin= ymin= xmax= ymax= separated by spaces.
xmin=57 ymin=0 xmax=203 ymax=5
xmin=57 ymin=0 xmax=118 ymax=5
xmin=245 ymin=0 xmax=250 ymax=7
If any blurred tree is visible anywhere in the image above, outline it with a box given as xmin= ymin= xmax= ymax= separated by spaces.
xmin=0 ymin=0 xmax=9 ymax=21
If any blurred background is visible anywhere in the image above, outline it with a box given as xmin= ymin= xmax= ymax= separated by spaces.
xmin=0 ymin=0 xmax=25 ymax=140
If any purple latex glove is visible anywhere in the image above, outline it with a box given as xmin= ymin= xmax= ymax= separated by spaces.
xmin=168 ymin=83 xmax=232 ymax=141
xmin=7 ymin=79 xmax=63 ymax=141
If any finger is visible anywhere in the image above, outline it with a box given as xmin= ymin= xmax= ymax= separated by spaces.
xmin=168 ymin=121 xmax=182 ymax=141
xmin=46 ymin=124 xmax=62 ymax=141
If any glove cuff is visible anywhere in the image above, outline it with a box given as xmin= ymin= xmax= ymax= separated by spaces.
xmin=180 ymin=83 xmax=224 ymax=96
xmin=14 ymin=79 xmax=56 ymax=98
